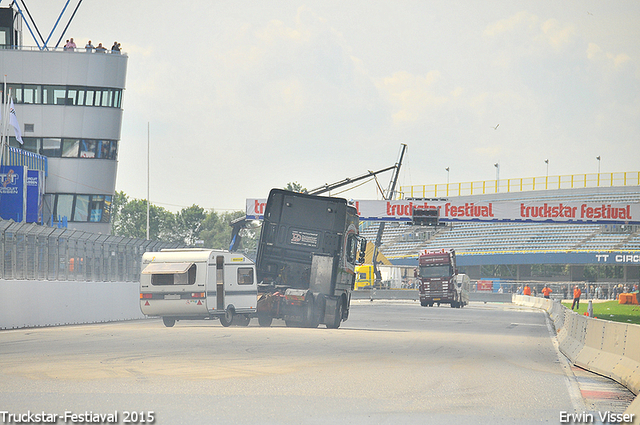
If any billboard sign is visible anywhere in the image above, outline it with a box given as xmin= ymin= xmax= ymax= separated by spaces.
xmin=0 ymin=165 xmax=26 ymax=222
xmin=247 ymin=198 xmax=640 ymax=225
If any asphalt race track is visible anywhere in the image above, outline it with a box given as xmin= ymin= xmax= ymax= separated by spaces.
xmin=0 ymin=300 xmax=634 ymax=425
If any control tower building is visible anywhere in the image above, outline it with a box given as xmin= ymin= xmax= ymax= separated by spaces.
xmin=0 ymin=5 xmax=127 ymax=233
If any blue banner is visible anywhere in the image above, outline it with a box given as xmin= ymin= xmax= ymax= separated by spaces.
xmin=0 ymin=165 xmax=26 ymax=222
xmin=26 ymin=169 xmax=43 ymax=223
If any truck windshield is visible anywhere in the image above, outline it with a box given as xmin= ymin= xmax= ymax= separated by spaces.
xmin=420 ymin=264 xmax=452 ymax=278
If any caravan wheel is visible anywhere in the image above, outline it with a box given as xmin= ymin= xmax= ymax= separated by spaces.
xmin=220 ymin=308 xmax=234 ymax=327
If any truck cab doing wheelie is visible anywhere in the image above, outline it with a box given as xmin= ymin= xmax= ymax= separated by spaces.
xmin=254 ymin=189 xmax=365 ymax=328
xmin=140 ymin=249 xmax=257 ymax=327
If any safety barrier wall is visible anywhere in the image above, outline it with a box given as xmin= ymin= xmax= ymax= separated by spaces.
xmin=0 ymin=279 xmax=144 ymax=330
xmin=351 ymin=289 xmax=512 ymax=303
xmin=513 ymin=294 xmax=640 ymax=422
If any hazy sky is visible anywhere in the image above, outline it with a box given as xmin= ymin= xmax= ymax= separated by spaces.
xmin=26 ymin=1 xmax=640 ymax=211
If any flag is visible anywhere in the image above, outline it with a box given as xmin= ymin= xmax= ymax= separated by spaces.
xmin=9 ymin=98 xmax=23 ymax=144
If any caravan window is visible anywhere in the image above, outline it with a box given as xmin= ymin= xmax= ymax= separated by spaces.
xmin=148 ymin=264 xmax=197 ymax=285
xmin=237 ymin=267 xmax=254 ymax=285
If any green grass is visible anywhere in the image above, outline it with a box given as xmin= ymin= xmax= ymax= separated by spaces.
xmin=561 ymin=299 xmax=640 ymax=325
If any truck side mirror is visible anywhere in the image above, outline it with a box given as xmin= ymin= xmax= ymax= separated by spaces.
xmin=358 ymin=239 xmax=367 ymax=264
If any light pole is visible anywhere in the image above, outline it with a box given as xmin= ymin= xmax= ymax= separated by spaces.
xmin=494 ymin=162 xmax=500 ymax=192
xmin=545 ymin=159 xmax=549 ymax=177
xmin=445 ymin=167 xmax=450 ymax=185
xmin=596 ymin=156 xmax=601 ymax=174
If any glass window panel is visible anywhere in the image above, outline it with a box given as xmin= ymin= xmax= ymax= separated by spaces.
xmin=114 ymin=90 xmax=121 ymax=108
xmin=89 ymin=195 xmax=104 ymax=222
xmin=109 ymin=141 xmax=118 ymax=160
xmin=42 ymin=85 xmax=56 ymax=104
xmin=85 ymin=89 xmax=95 ymax=106
xmin=102 ymin=195 xmax=112 ymax=223
xmin=8 ymin=137 xmax=20 ymax=148
xmin=76 ymin=88 xmax=85 ymax=106
xmin=0 ymin=27 xmax=8 ymax=46
xmin=23 ymin=85 xmax=41 ymax=104
xmin=93 ymin=89 xmax=101 ymax=106
xmin=55 ymin=194 xmax=74 ymax=220
xmin=41 ymin=138 xmax=62 ymax=157
xmin=55 ymin=87 xmax=67 ymax=105
xmin=74 ymin=195 xmax=90 ymax=222
xmin=62 ymin=139 xmax=80 ymax=157
xmin=101 ymin=89 xmax=110 ymax=107
xmin=80 ymin=140 xmax=97 ymax=158
xmin=96 ymin=141 xmax=108 ymax=158
xmin=67 ymin=88 xmax=78 ymax=105
xmin=22 ymin=137 xmax=39 ymax=154
xmin=8 ymin=84 xmax=21 ymax=103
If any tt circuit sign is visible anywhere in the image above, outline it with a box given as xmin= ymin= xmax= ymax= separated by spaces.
xmin=246 ymin=199 xmax=640 ymax=225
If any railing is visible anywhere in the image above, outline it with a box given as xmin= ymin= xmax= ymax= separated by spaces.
xmin=1 ymin=44 xmax=126 ymax=56
xmin=400 ymin=171 xmax=640 ymax=199
xmin=0 ymin=220 xmax=181 ymax=282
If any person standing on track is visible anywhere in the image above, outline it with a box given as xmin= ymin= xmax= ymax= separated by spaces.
xmin=542 ymin=285 xmax=552 ymax=299
xmin=523 ymin=284 xmax=531 ymax=296
xmin=571 ymin=285 xmax=582 ymax=310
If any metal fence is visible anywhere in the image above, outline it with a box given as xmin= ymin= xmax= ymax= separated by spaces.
xmin=400 ymin=171 xmax=640 ymax=198
xmin=0 ymin=220 xmax=181 ymax=282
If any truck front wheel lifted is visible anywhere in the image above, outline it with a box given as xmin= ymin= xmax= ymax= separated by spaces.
xmin=326 ymin=301 xmax=343 ymax=329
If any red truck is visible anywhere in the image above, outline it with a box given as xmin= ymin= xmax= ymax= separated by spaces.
xmin=417 ymin=248 xmax=469 ymax=308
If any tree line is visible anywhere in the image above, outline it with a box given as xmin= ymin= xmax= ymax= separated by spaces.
xmin=110 ymin=191 xmax=254 ymax=250
xmin=110 ymin=183 xmax=306 ymax=250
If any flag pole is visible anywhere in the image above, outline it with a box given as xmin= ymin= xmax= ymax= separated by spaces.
xmin=0 ymin=76 xmax=6 ymax=167
xmin=146 ymin=121 xmax=150 ymax=240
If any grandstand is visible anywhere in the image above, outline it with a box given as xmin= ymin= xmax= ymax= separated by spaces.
xmin=360 ymin=181 xmax=640 ymax=283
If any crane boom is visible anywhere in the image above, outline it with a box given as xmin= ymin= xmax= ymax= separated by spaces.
xmin=306 ymin=165 xmax=397 ymax=196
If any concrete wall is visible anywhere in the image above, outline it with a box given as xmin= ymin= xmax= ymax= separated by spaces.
xmin=351 ymin=289 xmax=512 ymax=303
xmin=513 ymin=294 xmax=640 ymax=423
xmin=0 ymin=279 xmax=143 ymax=330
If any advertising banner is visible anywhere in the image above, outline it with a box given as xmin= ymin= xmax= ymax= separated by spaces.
xmin=246 ymin=198 xmax=640 ymax=225
xmin=0 ymin=166 xmax=26 ymax=222
xmin=26 ymin=169 xmax=43 ymax=223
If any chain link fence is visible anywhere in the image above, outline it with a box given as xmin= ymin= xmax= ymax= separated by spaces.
xmin=0 ymin=220 xmax=182 ymax=282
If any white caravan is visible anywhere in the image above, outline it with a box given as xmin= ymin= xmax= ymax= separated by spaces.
xmin=140 ymin=249 xmax=257 ymax=327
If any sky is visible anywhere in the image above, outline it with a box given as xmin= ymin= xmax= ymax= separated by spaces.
xmin=21 ymin=1 xmax=640 ymax=212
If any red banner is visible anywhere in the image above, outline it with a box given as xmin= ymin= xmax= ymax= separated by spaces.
xmin=246 ymin=199 xmax=640 ymax=225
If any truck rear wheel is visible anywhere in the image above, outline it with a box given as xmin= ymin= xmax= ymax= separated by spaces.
xmin=303 ymin=293 xmax=320 ymax=328
xmin=258 ymin=313 xmax=273 ymax=327
xmin=162 ymin=317 xmax=176 ymax=327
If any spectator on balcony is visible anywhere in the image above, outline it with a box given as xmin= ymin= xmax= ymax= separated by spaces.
xmin=95 ymin=43 xmax=107 ymax=53
xmin=85 ymin=40 xmax=94 ymax=52
xmin=64 ymin=38 xmax=76 ymax=51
